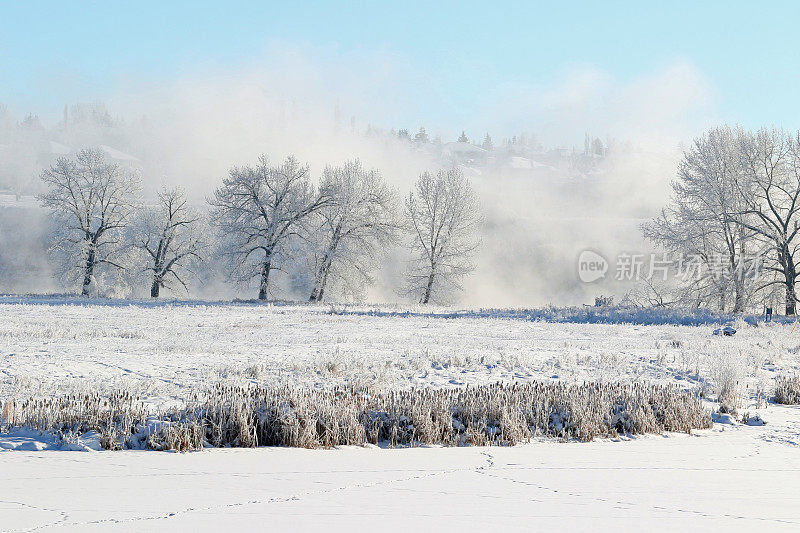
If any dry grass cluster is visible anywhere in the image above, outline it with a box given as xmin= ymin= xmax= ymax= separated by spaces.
xmin=774 ymin=375 xmax=800 ymax=405
xmin=0 ymin=391 xmax=147 ymax=450
xmin=1 ymin=381 xmax=711 ymax=451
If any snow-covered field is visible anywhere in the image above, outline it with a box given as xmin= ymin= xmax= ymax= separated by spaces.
xmin=1 ymin=296 xmax=800 ymax=530
xmin=1 ymin=296 xmax=797 ymax=404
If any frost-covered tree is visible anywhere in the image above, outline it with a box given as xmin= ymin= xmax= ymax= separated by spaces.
xmin=736 ymin=128 xmax=800 ymax=315
xmin=308 ymin=160 xmax=398 ymax=302
xmin=414 ymin=127 xmax=429 ymax=144
xmin=643 ymin=125 xmax=800 ymax=315
xmin=404 ymin=168 xmax=481 ymax=304
xmin=135 ymin=186 xmax=205 ymax=297
xmin=38 ymin=148 xmax=140 ymax=296
xmin=642 ymin=126 xmax=757 ymax=313
xmin=209 ymin=155 xmax=327 ymax=300
xmin=457 ymin=131 xmax=469 ymax=143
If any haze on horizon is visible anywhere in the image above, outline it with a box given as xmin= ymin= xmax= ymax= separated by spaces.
xmin=2 ymin=1 xmax=799 ymax=307
xmin=4 ymin=1 xmax=800 ymax=144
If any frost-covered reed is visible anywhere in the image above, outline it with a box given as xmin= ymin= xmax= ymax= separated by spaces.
xmin=1 ymin=381 xmax=712 ymax=451
xmin=774 ymin=375 xmax=800 ymax=405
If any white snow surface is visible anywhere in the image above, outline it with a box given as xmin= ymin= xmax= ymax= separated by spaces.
xmin=1 ymin=296 xmax=800 ymax=530
xmin=2 ymin=415 xmax=800 ymax=531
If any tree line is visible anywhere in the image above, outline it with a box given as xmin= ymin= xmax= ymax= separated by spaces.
xmin=643 ymin=125 xmax=800 ymax=315
xmin=36 ymin=149 xmax=481 ymax=304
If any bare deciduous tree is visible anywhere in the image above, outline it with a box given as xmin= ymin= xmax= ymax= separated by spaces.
xmin=643 ymin=125 xmax=800 ymax=315
xmin=404 ymin=168 xmax=481 ymax=304
xmin=642 ymin=126 xmax=758 ymax=313
xmin=307 ymin=160 xmax=398 ymax=302
xmin=135 ymin=186 xmax=205 ymax=298
xmin=38 ymin=148 xmax=140 ymax=296
xmin=209 ymin=155 xmax=327 ymax=300
xmin=736 ymin=128 xmax=800 ymax=315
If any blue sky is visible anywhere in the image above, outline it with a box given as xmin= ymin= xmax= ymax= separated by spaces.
xmin=2 ymin=1 xmax=800 ymax=141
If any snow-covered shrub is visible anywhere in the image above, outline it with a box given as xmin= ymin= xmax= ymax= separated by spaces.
xmin=774 ymin=375 xmax=800 ymax=405
xmin=708 ymin=348 xmax=744 ymax=415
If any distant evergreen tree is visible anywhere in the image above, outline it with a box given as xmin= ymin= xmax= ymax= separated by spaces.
xmin=481 ymin=133 xmax=494 ymax=151
xmin=397 ymin=129 xmax=411 ymax=141
xmin=414 ymin=127 xmax=429 ymax=144
xmin=457 ymin=131 xmax=469 ymax=143
xmin=20 ymin=113 xmax=43 ymax=130
xmin=70 ymin=103 xmax=115 ymax=127
xmin=592 ymin=137 xmax=604 ymax=156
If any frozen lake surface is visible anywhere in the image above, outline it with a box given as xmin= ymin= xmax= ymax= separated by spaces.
xmin=3 ymin=412 xmax=800 ymax=531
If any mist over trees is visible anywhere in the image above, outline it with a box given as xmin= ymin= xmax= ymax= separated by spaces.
xmin=27 ymin=123 xmax=800 ymax=313
xmin=21 ymin=133 xmax=485 ymax=303
xmin=11 ymin=100 xmax=800 ymax=313
xmin=0 ymin=99 xmax=695 ymax=308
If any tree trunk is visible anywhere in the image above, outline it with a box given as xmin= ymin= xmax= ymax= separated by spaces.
xmin=786 ymin=275 xmax=797 ymax=316
xmin=782 ymin=245 xmax=797 ymax=315
xmin=310 ymin=253 xmax=334 ymax=302
xmin=732 ymin=236 xmax=746 ymax=314
xmin=732 ymin=262 xmax=745 ymax=313
xmin=150 ymin=278 xmax=161 ymax=298
xmin=317 ymin=266 xmax=331 ymax=302
xmin=732 ymin=288 xmax=745 ymax=314
xmin=309 ymin=265 xmax=325 ymax=302
xmin=81 ymin=245 xmax=96 ymax=296
xmin=309 ymin=278 xmax=323 ymax=302
xmin=257 ymin=254 xmax=272 ymax=300
xmin=421 ymin=270 xmax=435 ymax=304
xmin=310 ymin=232 xmax=341 ymax=303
